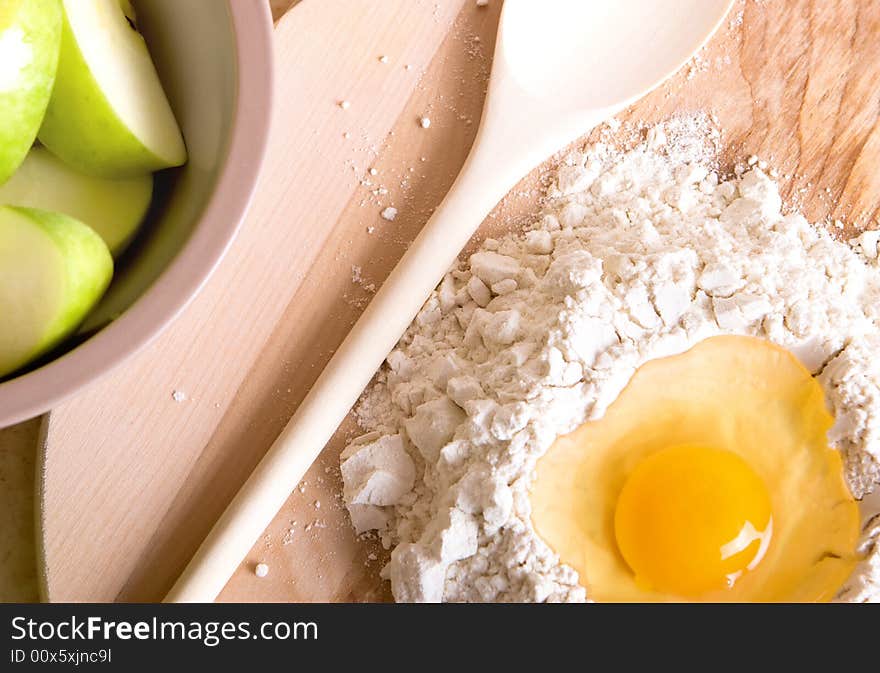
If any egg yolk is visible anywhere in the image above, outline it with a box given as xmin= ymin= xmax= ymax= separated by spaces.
xmin=614 ymin=445 xmax=772 ymax=597
xmin=530 ymin=336 xmax=861 ymax=602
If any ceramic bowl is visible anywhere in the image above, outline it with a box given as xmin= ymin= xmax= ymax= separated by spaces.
xmin=0 ymin=0 xmax=274 ymax=426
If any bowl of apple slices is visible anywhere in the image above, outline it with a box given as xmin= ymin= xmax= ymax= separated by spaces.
xmin=0 ymin=0 xmax=273 ymax=426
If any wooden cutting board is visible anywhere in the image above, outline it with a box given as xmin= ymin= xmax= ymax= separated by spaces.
xmin=23 ymin=0 xmax=880 ymax=602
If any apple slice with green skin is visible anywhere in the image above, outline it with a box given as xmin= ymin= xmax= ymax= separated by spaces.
xmin=0 ymin=0 xmax=62 ymax=185
xmin=0 ymin=205 xmax=113 ymax=378
xmin=37 ymin=0 xmax=186 ymax=177
xmin=0 ymin=147 xmax=152 ymax=256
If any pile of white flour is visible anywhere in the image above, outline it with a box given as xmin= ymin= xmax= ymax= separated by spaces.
xmin=340 ymin=118 xmax=880 ymax=602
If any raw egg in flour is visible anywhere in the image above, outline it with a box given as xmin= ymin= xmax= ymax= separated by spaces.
xmin=530 ymin=335 xmax=860 ymax=602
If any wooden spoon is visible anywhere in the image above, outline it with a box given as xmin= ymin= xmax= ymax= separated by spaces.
xmin=168 ymin=0 xmax=733 ymax=602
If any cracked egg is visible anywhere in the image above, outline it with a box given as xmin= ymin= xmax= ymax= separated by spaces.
xmin=530 ymin=335 xmax=860 ymax=602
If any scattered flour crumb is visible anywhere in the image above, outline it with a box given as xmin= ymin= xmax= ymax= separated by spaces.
xmin=254 ymin=563 xmax=269 ymax=578
xmin=381 ymin=206 xmax=398 ymax=221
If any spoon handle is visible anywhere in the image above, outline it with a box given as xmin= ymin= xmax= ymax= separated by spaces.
xmin=165 ymin=139 xmax=520 ymax=602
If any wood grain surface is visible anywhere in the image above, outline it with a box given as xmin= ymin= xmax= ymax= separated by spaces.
xmin=3 ymin=0 xmax=879 ymax=603
xmin=0 ymin=419 xmax=39 ymax=601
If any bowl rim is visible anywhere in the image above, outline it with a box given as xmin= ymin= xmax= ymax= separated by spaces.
xmin=0 ymin=1 xmax=275 ymax=427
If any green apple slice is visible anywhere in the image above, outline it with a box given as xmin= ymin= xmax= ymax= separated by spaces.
xmin=38 ymin=0 xmax=186 ymax=177
xmin=0 ymin=0 xmax=62 ymax=185
xmin=0 ymin=146 xmax=152 ymax=256
xmin=0 ymin=205 xmax=112 ymax=378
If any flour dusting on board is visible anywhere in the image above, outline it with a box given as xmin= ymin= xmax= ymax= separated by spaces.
xmin=340 ymin=116 xmax=880 ymax=602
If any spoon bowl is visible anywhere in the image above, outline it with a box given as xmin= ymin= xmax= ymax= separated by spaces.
xmin=480 ymin=0 xmax=735 ymax=200
xmin=501 ymin=0 xmax=733 ymax=104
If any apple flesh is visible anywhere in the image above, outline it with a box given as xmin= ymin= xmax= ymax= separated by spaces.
xmin=0 ymin=205 xmax=112 ymax=378
xmin=0 ymin=0 xmax=62 ymax=184
xmin=0 ymin=146 xmax=153 ymax=256
xmin=38 ymin=0 xmax=187 ymax=177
